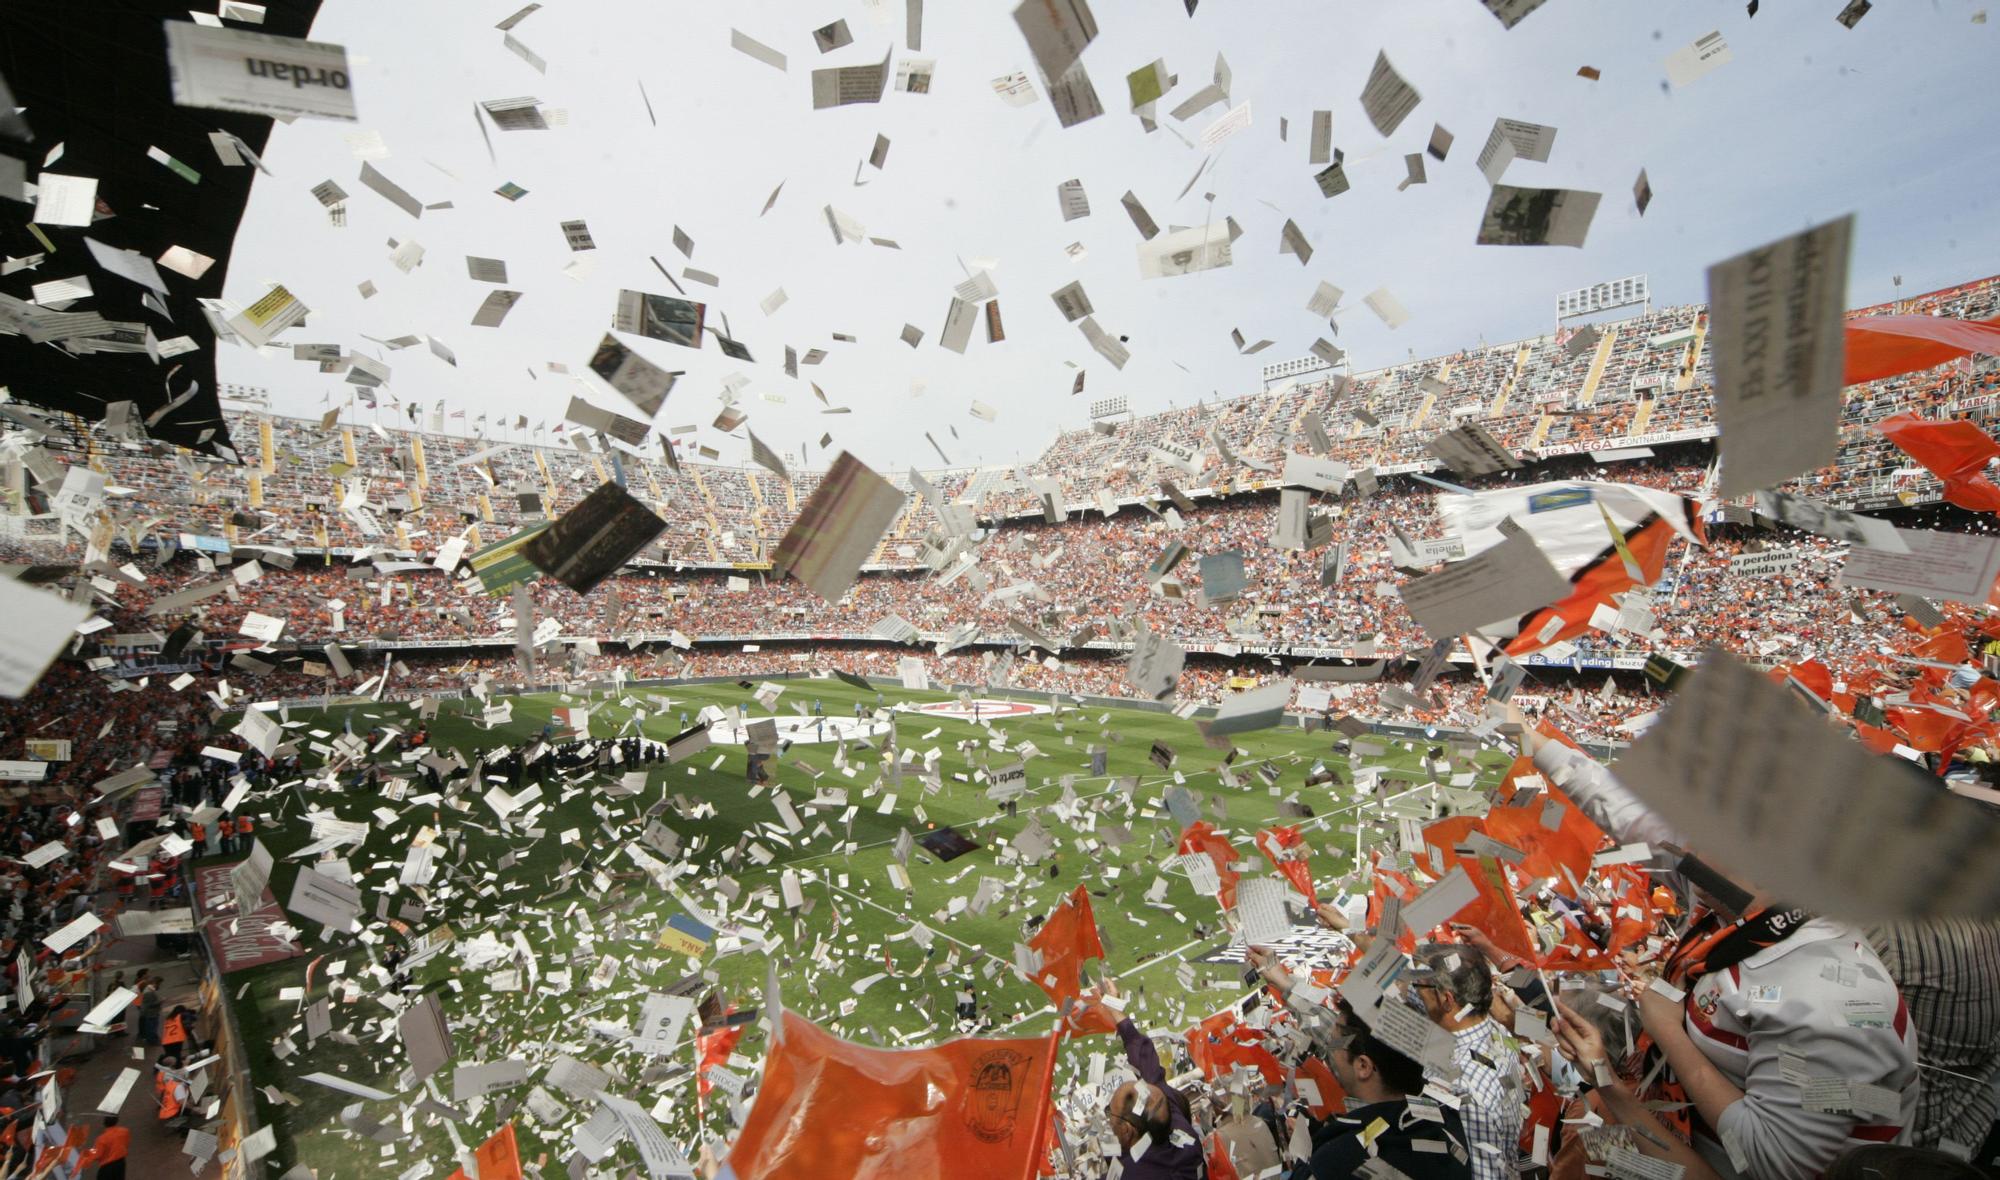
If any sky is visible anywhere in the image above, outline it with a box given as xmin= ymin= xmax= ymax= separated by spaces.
xmin=222 ymin=0 xmax=2000 ymax=475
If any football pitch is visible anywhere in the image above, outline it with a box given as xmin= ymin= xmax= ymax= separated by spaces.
xmin=213 ymin=677 xmax=1509 ymax=1177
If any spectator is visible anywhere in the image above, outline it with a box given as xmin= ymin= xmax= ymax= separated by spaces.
xmin=1300 ymin=999 xmax=1471 ymax=1179
xmin=1411 ymin=943 xmax=1521 ymax=1180
xmin=135 ymin=985 xmax=161 ymax=1049
xmin=1864 ymin=919 xmax=2000 ymax=1152
xmin=1522 ymin=727 xmax=1924 ymax=1177
xmin=77 ymin=1115 xmax=130 ymax=1180
xmin=1100 ymin=979 xmax=1203 ymax=1180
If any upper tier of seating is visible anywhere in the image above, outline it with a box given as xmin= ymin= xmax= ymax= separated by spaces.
xmin=17 ymin=275 xmax=1997 ymax=569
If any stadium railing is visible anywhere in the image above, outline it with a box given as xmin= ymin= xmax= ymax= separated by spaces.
xmin=188 ymin=922 xmax=255 ymax=1180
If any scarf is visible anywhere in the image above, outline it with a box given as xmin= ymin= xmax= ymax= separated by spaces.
xmin=1663 ymin=905 xmax=1812 ymax=986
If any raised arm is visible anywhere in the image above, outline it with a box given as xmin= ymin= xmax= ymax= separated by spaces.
xmin=1116 ymin=1017 xmax=1167 ymax=1085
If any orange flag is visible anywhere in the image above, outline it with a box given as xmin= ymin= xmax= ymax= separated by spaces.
xmin=1875 ymin=413 xmax=2000 ymax=513
xmin=1178 ymin=821 xmax=1243 ymax=909
xmin=1463 ymin=854 xmax=1540 ymax=967
xmin=1886 ymin=703 xmax=1994 ymax=771
xmin=1506 ymin=515 xmax=1688 ymax=657
xmin=1205 ymin=1132 xmax=1245 ymax=1180
xmin=1253 ymin=826 xmax=1317 ymax=905
xmin=1519 ymin=1075 xmax=1566 ymax=1159
xmin=728 ymin=1012 xmax=1060 ymax=1180
xmin=1026 ymin=886 xmax=1118 ymax=1036
xmin=1492 ymin=754 xmax=1546 ymax=803
xmin=1538 ymin=864 xmax=1657 ymax=971
xmin=1909 ymin=627 xmax=1973 ymax=666
xmin=36 ymin=1126 xmax=88 ymax=1177
xmin=1186 ymin=1010 xmax=1285 ymax=1086
xmin=699 ymin=1010 xmax=748 ymax=1095
xmin=1422 ymin=817 xmax=1539 ymax=964
xmin=1845 ymin=314 xmax=2000 ymax=385
xmin=449 ymin=1123 xmax=524 ymax=1180
xmin=1368 ymin=855 xmax=1425 ymax=954
xmin=1417 ymin=816 xmax=1483 ymax=881
xmin=1297 ymin=1053 xmax=1346 ymax=1119
xmin=1481 ymin=805 xmax=1595 ymax=885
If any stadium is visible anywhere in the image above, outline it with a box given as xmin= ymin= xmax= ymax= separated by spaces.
xmin=4 ymin=3 xmax=2000 ymax=1180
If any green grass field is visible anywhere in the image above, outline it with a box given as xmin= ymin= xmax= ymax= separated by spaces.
xmin=211 ymin=677 xmax=1507 ymax=1177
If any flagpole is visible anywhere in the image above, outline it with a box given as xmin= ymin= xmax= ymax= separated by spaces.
xmin=1022 ymin=1019 xmax=1066 ymax=1180
xmin=693 ymin=1014 xmax=708 ymax=1145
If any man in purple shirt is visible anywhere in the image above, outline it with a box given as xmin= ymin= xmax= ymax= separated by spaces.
xmin=1100 ymin=979 xmax=1205 ymax=1180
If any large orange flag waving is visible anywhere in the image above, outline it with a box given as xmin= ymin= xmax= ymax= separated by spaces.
xmin=727 ymin=1012 xmax=1061 ymax=1180
xmin=1845 ymin=314 xmax=2000 ymax=385
xmin=1874 ymin=413 xmax=2000 ymax=513
xmin=1027 ymin=886 xmax=1104 ymax=1005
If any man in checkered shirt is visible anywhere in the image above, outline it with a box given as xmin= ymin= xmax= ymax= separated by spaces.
xmin=1414 ymin=942 xmax=1524 ymax=1180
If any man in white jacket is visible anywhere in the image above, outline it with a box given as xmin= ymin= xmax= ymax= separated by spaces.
xmin=1525 ymin=728 xmax=1921 ymax=1180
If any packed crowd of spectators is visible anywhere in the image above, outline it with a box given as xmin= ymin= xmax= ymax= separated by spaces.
xmin=24 ymin=442 xmax=1913 ymax=691
xmin=0 ymin=699 xmax=277 ymax=1176
xmin=21 ymin=277 xmax=1998 ymax=580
